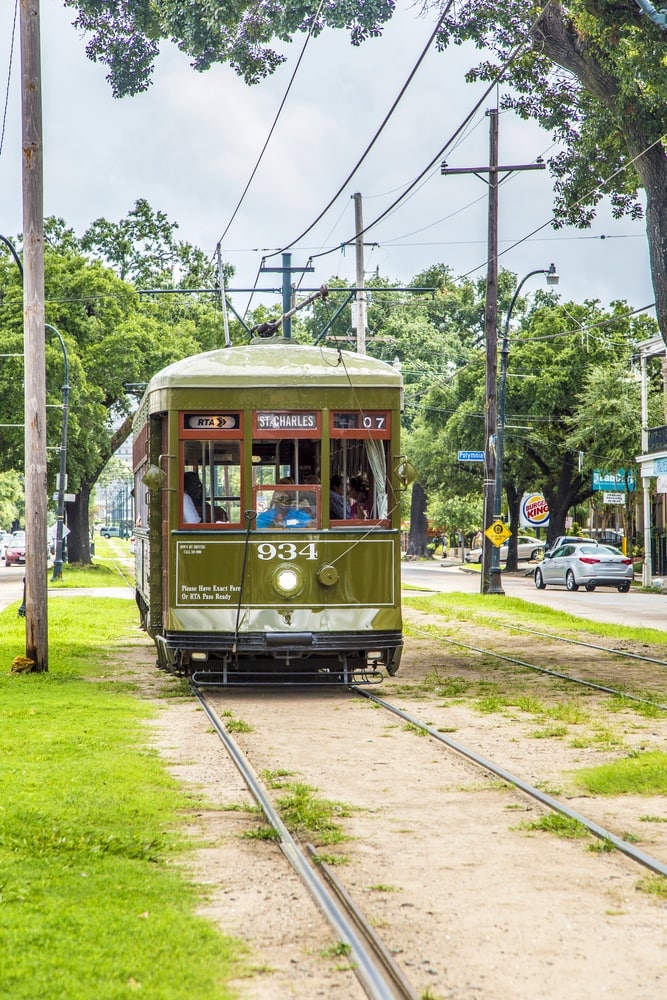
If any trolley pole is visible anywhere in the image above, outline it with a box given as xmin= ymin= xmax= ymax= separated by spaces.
xmin=21 ymin=0 xmax=48 ymax=669
xmin=441 ymin=109 xmax=545 ymax=594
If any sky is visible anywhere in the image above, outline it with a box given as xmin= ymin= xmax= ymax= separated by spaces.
xmin=0 ymin=0 xmax=656 ymax=324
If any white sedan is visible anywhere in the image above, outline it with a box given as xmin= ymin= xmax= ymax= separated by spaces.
xmin=465 ymin=535 xmax=545 ymax=564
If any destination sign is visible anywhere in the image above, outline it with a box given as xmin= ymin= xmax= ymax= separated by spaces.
xmin=256 ymin=412 xmax=318 ymax=430
xmin=186 ymin=414 xmax=239 ymax=430
xmin=333 ymin=412 xmax=388 ymax=431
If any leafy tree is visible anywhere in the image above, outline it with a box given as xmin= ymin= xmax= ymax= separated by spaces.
xmin=80 ymin=198 xmax=220 ymax=289
xmin=63 ymin=3 xmax=667 ymax=344
xmin=0 ymin=471 xmax=24 ymax=531
xmin=426 ymin=0 xmax=667 ymax=343
xmin=409 ymin=279 xmax=659 ymax=564
xmin=63 ymin=0 xmax=396 ymax=97
xmin=0 ymin=213 xmax=229 ymax=563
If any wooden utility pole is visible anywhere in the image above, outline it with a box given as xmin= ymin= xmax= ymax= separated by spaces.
xmin=21 ymin=0 xmax=48 ymax=670
xmin=441 ymin=109 xmax=545 ymax=594
xmin=353 ymin=192 xmax=367 ymax=354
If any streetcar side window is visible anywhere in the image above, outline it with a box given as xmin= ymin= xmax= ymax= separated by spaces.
xmin=182 ymin=440 xmax=242 ymax=525
xmin=329 ymin=411 xmax=391 ymax=524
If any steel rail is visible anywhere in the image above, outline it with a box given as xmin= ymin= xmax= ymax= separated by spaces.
xmin=485 ymin=618 xmax=667 ymax=668
xmin=305 ymin=844 xmax=417 ymax=1000
xmin=414 ymin=627 xmax=667 ymax=713
xmin=191 ymin=683 xmax=417 ymax=1000
xmin=354 ymin=688 xmax=667 ymax=878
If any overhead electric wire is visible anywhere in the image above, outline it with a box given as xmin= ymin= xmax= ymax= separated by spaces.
xmin=0 ymin=0 xmax=18 ymax=159
xmin=269 ymin=1 xmax=457 ymax=259
xmin=459 ymin=131 xmax=667 ymax=281
xmin=274 ymin=16 xmax=544 ymax=269
xmin=215 ymin=0 xmax=326 ymax=249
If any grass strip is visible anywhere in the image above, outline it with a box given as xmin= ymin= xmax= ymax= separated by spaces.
xmin=0 ymin=598 xmax=246 ymax=1000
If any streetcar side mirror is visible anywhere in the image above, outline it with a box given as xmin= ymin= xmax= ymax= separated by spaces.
xmin=142 ymin=464 xmax=167 ymax=491
xmin=395 ymin=459 xmax=417 ymax=489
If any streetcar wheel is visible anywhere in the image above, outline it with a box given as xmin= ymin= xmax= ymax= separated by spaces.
xmin=534 ymin=568 xmax=546 ymax=590
xmin=585 ymin=583 xmax=596 ymax=592
xmin=617 ymin=582 xmax=631 ymax=593
xmin=566 ymin=570 xmax=579 ymax=591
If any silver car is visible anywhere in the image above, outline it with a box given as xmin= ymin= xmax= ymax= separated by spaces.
xmin=465 ymin=535 xmax=545 ymax=564
xmin=534 ymin=542 xmax=633 ymax=593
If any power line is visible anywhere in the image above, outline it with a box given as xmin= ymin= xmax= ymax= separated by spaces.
xmin=0 ymin=0 xmax=18 ymax=159
xmin=215 ymin=0 xmax=326 ymax=248
xmin=270 ymin=1 xmax=456 ymax=258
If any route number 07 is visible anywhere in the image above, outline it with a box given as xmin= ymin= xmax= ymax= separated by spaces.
xmin=257 ymin=542 xmax=318 ymax=561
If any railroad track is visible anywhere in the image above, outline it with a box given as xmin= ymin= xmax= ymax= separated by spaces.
xmin=187 ymin=644 xmax=667 ymax=998
xmin=406 ymin=617 xmax=667 ymax=712
xmin=352 ymin=687 xmax=667 ymax=878
xmin=192 ymin=681 xmax=418 ymax=1000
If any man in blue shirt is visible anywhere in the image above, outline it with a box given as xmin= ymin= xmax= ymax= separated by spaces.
xmin=329 ymin=475 xmax=351 ymax=520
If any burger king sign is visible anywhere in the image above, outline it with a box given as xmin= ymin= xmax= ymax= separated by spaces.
xmin=520 ymin=492 xmax=550 ymax=528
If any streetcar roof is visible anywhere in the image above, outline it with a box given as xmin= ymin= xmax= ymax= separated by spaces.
xmin=144 ymin=340 xmax=403 ymax=394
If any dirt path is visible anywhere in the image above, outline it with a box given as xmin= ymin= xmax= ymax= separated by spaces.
xmin=125 ymin=606 xmax=667 ymax=1000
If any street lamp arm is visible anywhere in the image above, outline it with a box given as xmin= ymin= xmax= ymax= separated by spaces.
xmin=0 ymin=233 xmax=24 ymax=279
xmin=487 ymin=264 xmax=559 ymax=596
xmin=45 ymin=324 xmax=70 ymax=582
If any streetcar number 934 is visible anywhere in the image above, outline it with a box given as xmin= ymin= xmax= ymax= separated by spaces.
xmin=257 ymin=542 xmax=318 ymax=561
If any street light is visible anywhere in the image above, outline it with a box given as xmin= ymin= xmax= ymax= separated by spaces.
xmin=487 ymin=264 xmax=559 ymax=595
xmin=46 ymin=324 xmax=70 ymax=581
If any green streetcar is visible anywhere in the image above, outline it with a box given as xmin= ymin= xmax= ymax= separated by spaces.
xmin=132 ymin=337 xmax=406 ymax=684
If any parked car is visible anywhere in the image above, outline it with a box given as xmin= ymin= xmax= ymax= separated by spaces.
xmin=465 ymin=534 xmax=545 ymax=564
xmin=543 ymin=535 xmax=588 ymax=558
xmin=0 ymin=531 xmax=13 ymax=561
xmin=99 ymin=525 xmax=121 ymax=538
xmin=5 ymin=531 xmax=26 ymax=566
xmin=534 ymin=542 xmax=633 ymax=593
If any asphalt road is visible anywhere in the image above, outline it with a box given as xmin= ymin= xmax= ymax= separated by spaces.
xmin=402 ymin=559 xmax=667 ymax=632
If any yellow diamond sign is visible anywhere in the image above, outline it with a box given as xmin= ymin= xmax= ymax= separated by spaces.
xmin=485 ymin=520 xmax=512 ymax=546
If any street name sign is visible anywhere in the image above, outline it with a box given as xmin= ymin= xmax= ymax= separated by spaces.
xmin=458 ymin=450 xmax=485 ymax=462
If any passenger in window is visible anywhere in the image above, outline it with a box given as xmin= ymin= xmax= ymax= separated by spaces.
xmin=349 ymin=476 xmax=371 ymax=519
xmin=183 ymin=472 xmax=203 ymax=523
xmin=256 ymin=498 xmax=312 ymax=529
xmin=329 ymin=474 xmax=351 ymax=519
xmin=183 ymin=471 xmax=228 ymax=523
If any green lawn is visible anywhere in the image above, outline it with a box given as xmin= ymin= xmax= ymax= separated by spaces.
xmin=0 ymin=589 xmax=248 ymax=999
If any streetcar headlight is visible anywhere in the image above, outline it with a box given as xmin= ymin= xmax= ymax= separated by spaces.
xmin=272 ymin=565 xmax=303 ymax=598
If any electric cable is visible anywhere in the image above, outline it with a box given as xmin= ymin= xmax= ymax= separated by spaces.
xmin=268 ymin=1 xmax=457 ymax=258
xmin=215 ymin=0 xmax=326 ymax=249
xmin=0 ymin=0 xmax=18 ymax=160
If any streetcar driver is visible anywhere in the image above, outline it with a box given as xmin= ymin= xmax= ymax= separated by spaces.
xmin=183 ymin=471 xmax=228 ymax=523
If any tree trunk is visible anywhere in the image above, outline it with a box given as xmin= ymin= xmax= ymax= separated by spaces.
xmin=406 ymin=482 xmax=428 ymax=557
xmin=504 ymin=482 xmax=522 ymax=572
xmin=532 ymin=5 xmax=667 ymax=345
xmin=66 ymin=484 xmax=93 ymax=564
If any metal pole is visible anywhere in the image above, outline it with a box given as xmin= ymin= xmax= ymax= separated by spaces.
xmin=46 ymin=324 xmax=69 ymax=581
xmin=488 ymin=266 xmax=558 ymax=595
xmin=282 ymin=253 xmax=292 ymax=339
xmin=353 ymin=192 xmax=367 ymax=354
xmin=482 ymin=109 xmax=499 ymax=594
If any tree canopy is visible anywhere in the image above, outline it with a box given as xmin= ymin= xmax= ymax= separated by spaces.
xmin=63 ymin=0 xmax=396 ymax=97
xmin=62 ymin=1 xmax=667 ymax=344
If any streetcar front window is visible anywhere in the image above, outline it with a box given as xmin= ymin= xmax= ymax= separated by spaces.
xmin=183 ymin=440 xmax=241 ymax=525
